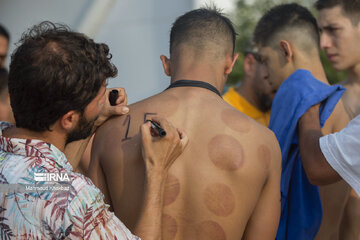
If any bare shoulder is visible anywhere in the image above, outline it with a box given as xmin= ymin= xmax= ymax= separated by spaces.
xmin=95 ymin=97 xmax=153 ymax=143
xmin=322 ymin=98 xmax=350 ymax=134
xmin=219 ymin=105 xmax=281 ymax=170
xmin=221 ymin=105 xmax=278 ymax=144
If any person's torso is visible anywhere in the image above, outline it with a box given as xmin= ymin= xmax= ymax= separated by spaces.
xmin=96 ymin=88 xmax=274 ymax=240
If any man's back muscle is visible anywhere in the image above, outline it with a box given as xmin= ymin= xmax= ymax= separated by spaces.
xmin=89 ymin=88 xmax=281 ymax=239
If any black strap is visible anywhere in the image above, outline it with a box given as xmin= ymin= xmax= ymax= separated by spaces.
xmin=165 ymin=80 xmax=222 ymax=97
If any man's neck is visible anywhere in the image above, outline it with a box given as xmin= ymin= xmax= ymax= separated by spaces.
xmin=170 ymin=60 xmax=225 ymax=94
xmin=294 ymin=57 xmax=328 ymax=84
xmin=347 ymin=63 xmax=360 ymax=84
xmin=2 ymin=126 xmax=66 ymax=152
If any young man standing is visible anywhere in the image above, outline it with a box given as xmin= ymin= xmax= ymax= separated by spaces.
xmin=254 ymin=4 xmax=350 ymax=239
xmin=89 ymin=8 xmax=281 ymax=240
xmin=316 ymin=1 xmax=360 ymax=238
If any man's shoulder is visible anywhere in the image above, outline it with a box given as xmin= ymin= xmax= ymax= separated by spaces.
xmin=323 ymin=98 xmax=351 ymax=134
xmin=214 ymin=105 xmax=280 ymax=164
xmin=97 ymin=92 xmax=165 ymax=132
xmin=94 ymin=92 xmax=174 ymax=149
xmin=221 ymin=105 xmax=273 ymax=136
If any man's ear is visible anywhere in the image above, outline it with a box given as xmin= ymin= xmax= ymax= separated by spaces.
xmin=225 ymin=53 xmax=239 ymax=75
xmin=160 ymin=55 xmax=171 ymax=76
xmin=60 ymin=110 xmax=79 ymax=131
xmin=279 ymin=40 xmax=293 ymax=62
xmin=243 ymin=54 xmax=256 ymax=76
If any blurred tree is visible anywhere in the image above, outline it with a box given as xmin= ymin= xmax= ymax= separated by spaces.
xmin=227 ymin=0 xmax=347 ymax=86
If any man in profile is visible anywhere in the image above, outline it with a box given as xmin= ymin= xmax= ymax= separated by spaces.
xmin=223 ymin=40 xmax=273 ymax=126
xmin=0 ymin=68 xmax=13 ymax=123
xmin=316 ymin=0 xmax=360 ymax=237
xmin=253 ymin=3 xmax=350 ymax=239
xmin=89 ymin=7 xmax=281 ymax=239
xmin=0 ymin=25 xmax=10 ymax=68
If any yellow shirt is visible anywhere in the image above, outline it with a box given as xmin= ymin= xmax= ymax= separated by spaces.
xmin=223 ymin=87 xmax=271 ymax=126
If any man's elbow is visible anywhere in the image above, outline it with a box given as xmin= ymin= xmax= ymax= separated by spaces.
xmin=304 ymin=168 xmax=324 ymax=185
xmin=307 ymin=174 xmax=329 ymax=186
xmin=305 ymin=166 xmax=341 ymax=186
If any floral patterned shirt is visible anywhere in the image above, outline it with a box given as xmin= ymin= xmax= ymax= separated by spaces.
xmin=0 ymin=122 xmax=140 ymax=240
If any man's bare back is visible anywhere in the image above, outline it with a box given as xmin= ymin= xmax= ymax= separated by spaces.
xmin=89 ymin=8 xmax=281 ymax=239
xmin=89 ymin=84 xmax=281 ymax=239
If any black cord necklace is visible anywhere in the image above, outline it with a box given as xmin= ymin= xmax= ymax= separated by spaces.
xmin=165 ymin=80 xmax=222 ymax=97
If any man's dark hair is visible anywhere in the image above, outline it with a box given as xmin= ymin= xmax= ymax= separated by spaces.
xmin=9 ymin=21 xmax=117 ymax=131
xmin=243 ymin=38 xmax=261 ymax=62
xmin=0 ymin=25 xmax=10 ymax=41
xmin=315 ymin=0 xmax=360 ymax=24
xmin=169 ymin=7 xmax=236 ymax=58
xmin=0 ymin=68 xmax=8 ymax=94
xmin=254 ymin=3 xmax=320 ymax=53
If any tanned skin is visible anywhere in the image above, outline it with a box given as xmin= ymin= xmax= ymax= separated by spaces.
xmin=317 ymin=5 xmax=360 ymax=239
xmin=89 ymin=37 xmax=281 ymax=240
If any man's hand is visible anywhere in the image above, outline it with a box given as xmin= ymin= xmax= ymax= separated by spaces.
xmin=135 ymin=117 xmax=188 ymax=239
xmin=140 ymin=117 xmax=189 ymax=176
xmin=65 ymin=87 xmax=128 ymax=170
xmin=94 ymin=87 xmax=129 ymax=130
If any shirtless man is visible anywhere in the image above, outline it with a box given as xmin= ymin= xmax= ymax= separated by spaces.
xmin=315 ymin=1 xmax=360 ymax=238
xmin=89 ymin=7 xmax=281 ymax=240
xmin=253 ymin=3 xmax=350 ymax=239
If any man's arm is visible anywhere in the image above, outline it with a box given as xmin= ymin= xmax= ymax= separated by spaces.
xmin=71 ymin=117 xmax=188 ymax=240
xmin=298 ymin=104 xmax=341 ymax=185
xmin=242 ymin=133 xmax=282 ymax=240
xmin=65 ymin=87 xmax=129 ymax=170
xmin=134 ymin=117 xmax=188 ymax=239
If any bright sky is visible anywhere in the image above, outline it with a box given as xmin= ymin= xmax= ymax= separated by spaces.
xmin=194 ymin=0 xmax=237 ymax=13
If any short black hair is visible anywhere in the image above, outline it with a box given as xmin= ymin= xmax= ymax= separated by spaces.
xmin=170 ymin=7 xmax=236 ymax=58
xmin=315 ymin=0 xmax=360 ymax=24
xmin=0 ymin=25 xmax=10 ymax=41
xmin=9 ymin=21 xmax=117 ymax=131
xmin=254 ymin=3 xmax=319 ymax=53
xmin=0 ymin=68 xmax=8 ymax=94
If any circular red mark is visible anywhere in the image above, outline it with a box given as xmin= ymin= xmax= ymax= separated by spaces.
xmin=163 ymin=174 xmax=180 ymax=206
xmin=195 ymin=220 xmax=227 ymax=240
xmin=162 ymin=214 xmax=178 ymax=239
xmin=208 ymin=134 xmax=244 ymax=171
xmin=203 ymin=183 xmax=235 ymax=217
xmin=221 ymin=109 xmax=251 ymax=133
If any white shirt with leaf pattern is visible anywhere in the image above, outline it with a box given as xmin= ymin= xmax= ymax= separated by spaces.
xmin=0 ymin=122 xmax=139 ymax=240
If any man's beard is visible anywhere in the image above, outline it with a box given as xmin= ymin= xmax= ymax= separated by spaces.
xmin=65 ymin=113 xmax=97 ymax=145
xmin=258 ymin=93 xmax=273 ymax=112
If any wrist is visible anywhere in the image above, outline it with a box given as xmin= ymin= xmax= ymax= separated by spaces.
xmin=145 ymin=167 xmax=168 ymax=186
